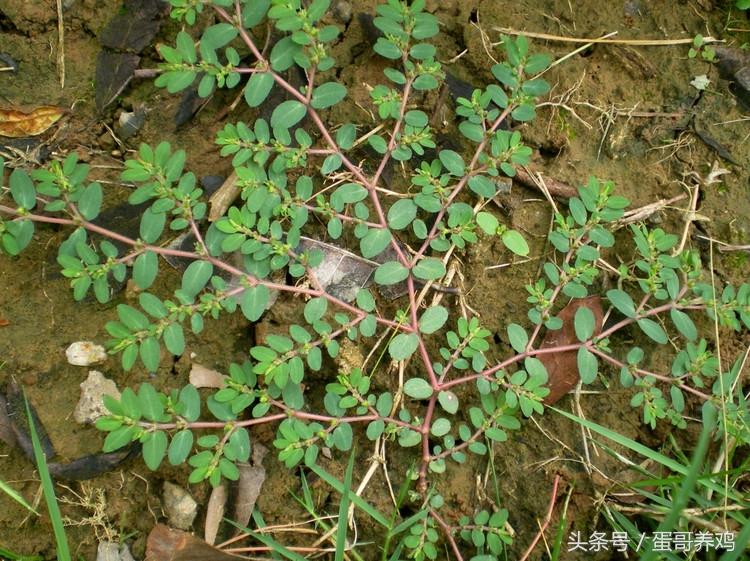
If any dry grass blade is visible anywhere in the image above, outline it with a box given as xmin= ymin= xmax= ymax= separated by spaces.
xmin=493 ymin=27 xmax=724 ymax=46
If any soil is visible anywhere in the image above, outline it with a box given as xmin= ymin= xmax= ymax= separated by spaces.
xmin=1 ymin=0 xmax=749 ymax=560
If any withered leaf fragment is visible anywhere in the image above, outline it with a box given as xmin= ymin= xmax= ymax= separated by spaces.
xmin=95 ymin=51 xmax=141 ymax=111
xmin=0 ymin=106 xmax=65 ymax=138
xmin=539 ymin=296 xmax=603 ymax=405
xmin=145 ymin=524 xmax=241 ymax=561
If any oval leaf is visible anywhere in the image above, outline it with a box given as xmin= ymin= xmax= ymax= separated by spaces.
xmin=404 ymin=378 xmax=433 ymax=399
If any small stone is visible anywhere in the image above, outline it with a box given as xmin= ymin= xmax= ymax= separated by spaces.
xmin=66 ymin=341 xmax=107 ymax=366
xmin=74 ymin=370 xmax=121 ymax=424
xmin=96 ymin=542 xmax=119 ymax=561
xmin=163 ymin=482 xmax=197 ymax=530
xmin=96 ymin=541 xmax=135 ymax=561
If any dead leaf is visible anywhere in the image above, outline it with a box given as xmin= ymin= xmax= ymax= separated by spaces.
xmin=99 ymin=0 xmax=163 ymax=53
xmin=95 ymin=51 xmax=141 ymax=111
xmin=297 ymin=236 xmax=376 ymax=302
xmin=539 ymin=296 xmax=603 ymax=405
xmin=189 ymin=363 xmax=227 ymax=389
xmin=145 ymin=524 xmax=241 ymax=561
xmin=0 ymin=106 xmax=65 ymax=138
xmin=0 ymin=319 xmax=9 ymax=327
xmin=204 ymin=483 xmax=227 ymax=545
xmin=233 ymin=442 xmax=268 ymax=531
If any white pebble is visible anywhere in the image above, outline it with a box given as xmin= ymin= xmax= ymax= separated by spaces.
xmin=66 ymin=341 xmax=107 ymax=366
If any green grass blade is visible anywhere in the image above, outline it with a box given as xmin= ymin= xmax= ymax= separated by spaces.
xmin=335 ymin=450 xmax=356 ymax=561
xmin=0 ymin=546 xmax=43 ymax=561
xmin=307 ymin=462 xmax=390 ymax=527
xmin=24 ymin=395 xmax=70 ymax=561
xmin=640 ymin=403 xmax=716 ymax=561
xmin=719 ymin=518 xmax=750 ymax=561
xmin=389 ymin=508 xmax=429 ymax=537
xmin=0 ymin=478 xmax=38 ymax=515
xmin=552 ymin=406 xmax=737 ymax=499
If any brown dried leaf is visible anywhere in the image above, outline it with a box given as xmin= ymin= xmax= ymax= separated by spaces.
xmin=0 ymin=106 xmax=65 ymax=138
xmin=233 ymin=442 xmax=268 ymax=531
xmin=540 ymin=296 xmax=603 ymax=405
xmin=145 ymin=524 xmax=240 ymax=561
xmin=189 ymin=363 xmax=226 ymax=389
xmin=204 ymin=483 xmax=227 ymax=545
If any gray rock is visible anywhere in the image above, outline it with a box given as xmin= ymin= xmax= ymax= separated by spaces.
xmin=163 ymin=482 xmax=198 ymax=530
xmin=74 ymin=371 xmax=121 ymax=424
xmin=96 ymin=542 xmax=135 ymax=561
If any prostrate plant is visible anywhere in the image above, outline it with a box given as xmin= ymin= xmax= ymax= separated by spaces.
xmin=1 ymin=0 xmax=748 ymax=558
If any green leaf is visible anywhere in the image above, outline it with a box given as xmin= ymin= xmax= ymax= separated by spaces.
xmin=304 ymin=297 xmax=327 ymax=323
xmin=336 ymin=124 xmax=356 ymax=149
xmin=140 ymin=208 xmax=166 ymax=243
xmin=168 ymin=429 xmax=194 ymax=465
xmin=241 ymin=285 xmax=269 ymax=322
xmin=387 ymin=199 xmax=417 ymax=230
xmin=507 ymin=323 xmax=528 ymax=352
xmin=175 ymin=31 xmax=196 ymax=62
xmin=501 ymin=229 xmax=529 ymax=256
xmin=476 ymin=212 xmax=499 ymax=235
xmin=522 ymin=78 xmax=550 ymax=96
xmin=412 ymin=258 xmax=445 ymax=281
xmin=419 ymin=306 xmax=448 ymax=334
xmin=10 ymin=169 xmax=36 ymax=209
xmin=332 ymin=182 xmax=368 ymax=205
xmin=179 ymin=385 xmax=200 ymax=421
xmin=430 ymin=418 xmax=451 ymax=437
xmin=468 ymin=175 xmax=496 ymax=198
xmin=311 ymin=82 xmax=347 ymax=109
xmin=181 ymin=260 xmax=213 ymax=297
xmin=404 ymin=377 xmax=433 ymax=399
xmin=201 ymin=23 xmax=238 ymax=50
xmin=140 ymin=337 xmax=161 ymax=372
xmin=511 ymin=104 xmax=535 ymax=122
xmin=78 ymin=182 xmax=102 ymax=220
xmin=374 ymin=38 xmax=401 ymax=59
xmin=163 ymin=323 xmax=185 ymax=356
xmin=140 ymin=292 xmax=167 ymax=319
xmin=118 ymin=303 xmax=149 ymax=330
xmin=244 ymin=72 xmax=275 ymax=107
xmin=389 ymin=333 xmax=418 ymax=360
xmin=607 ymin=289 xmax=636 ymax=318
xmin=438 ymin=150 xmax=465 ymax=176
xmin=270 ymin=100 xmax=307 ymax=129
xmin=374 ymin=261 xmax=408 ymax=285
xmin=321 ymin=153 xmax=342 ymax=174
xmin=637 ymin=318 xmax=668 ymax=344
xmin=670 ymin=309 xmax=697 ymax=341
xmin=525 ymin=53 xmax=551 ymax=74
xmin=577 ymin=347 xmax=598 ymax=383
xmin=133 ymin=251 xmax=158 ymax=290
xmin=143 ymin=430 xmax=168 ymax=470
xmin=574 ymin=306 xmax=595 ymax=342
xmin=438 ymin=390 xmax=459 ymax=414
xmin=360 ymin=228 xmax=392 ymax=258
